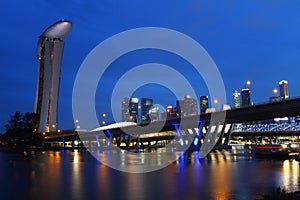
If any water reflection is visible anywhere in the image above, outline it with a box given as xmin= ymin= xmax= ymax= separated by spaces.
xmin=70 ymin=150 xmax=83 ymax=199
xmin=282 ymin=160 xmax=300 ymax=192
xmin=0 ymin=150 xmax=299 ymax=200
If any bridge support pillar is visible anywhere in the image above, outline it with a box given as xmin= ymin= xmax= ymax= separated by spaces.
xmin=216 ymin=122 xmax=228 ymax=146
xmin=193 ymin=121 xmax=203 ymax=146
xmin=223 ymin=124 xmax=233 ymax=145
xmin=174 ymin=124 xmax=185 ymax=146
xmin=104 ymin=130 xmax=113 ymax=147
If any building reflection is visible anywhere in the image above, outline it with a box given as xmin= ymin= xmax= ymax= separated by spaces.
xmin=70 ymin=150 xmax=84 ymax=199
xmin=208 ymin=152 xmax=232 ymax=200
xmin=282 ymin=160 xmax=299 ymax=192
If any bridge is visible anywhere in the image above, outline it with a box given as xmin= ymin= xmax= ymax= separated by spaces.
xmin=44 ymin=97 xmax=300 ymax=150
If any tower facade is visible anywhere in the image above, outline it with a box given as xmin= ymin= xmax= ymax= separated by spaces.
xmin=141 ymin=98 xmax=153 ymax=122
xmin=33 ymin=20 xmax=72 ymax=132
xmin=241 ymin=88 xmax=251 ymax=107
xmin=232 ymin=90 xmax=241 ymax=108
xmin=177 ymin=95 xmax=198 ymax=117
xmin=129 ymin=98 xmax=139 ymax=123
xmin=279 ymin=80 xmax=289 ymax=100
xmin=121 ymin=97 xmax=130 ymax=122
xmin=200 ymin=96 xmax=209 ymax=113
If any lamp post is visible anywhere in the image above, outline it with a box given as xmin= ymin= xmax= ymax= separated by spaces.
xmin=101 ymin=113 xmax=106 ymax=126
xmin=75 ymin=119 xmax=80 ymax=129
xmin=273 ymin=88 xmax=278 ymax=96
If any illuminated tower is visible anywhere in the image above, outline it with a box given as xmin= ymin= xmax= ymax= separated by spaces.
xmin=279 ymin=80 xmax=289 ymax=100
xmin=121 ymin=97 xmax=130 ymax=122
xmin=129 ymin=98 xmax=139 ymax=123
xmin=141 ymin=98 xmax=153 ymax=122
xmin=232 ymin=90 xmax=241 ymax=108
xmin=241 ymin=88 xmax=251 ymax=107
xmin=33 ymin=20 xmax=72 ymax=132
xmin=200 ymin=96 xmax=209 ymax=113
xmin=177 ymin=95 xmax=198 ymax=117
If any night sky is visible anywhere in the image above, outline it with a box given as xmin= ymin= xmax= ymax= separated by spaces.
xmin=1 ymin=1 xmax=300 ymax=132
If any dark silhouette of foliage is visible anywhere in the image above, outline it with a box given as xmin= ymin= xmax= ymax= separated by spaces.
xmin=1 ymin=111 xmax=42 ymax=147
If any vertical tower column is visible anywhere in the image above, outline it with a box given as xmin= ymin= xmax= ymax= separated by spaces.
xmin=33 ymin=20 xmax=72 ymax=133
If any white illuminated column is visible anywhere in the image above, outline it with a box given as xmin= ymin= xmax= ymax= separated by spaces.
xmin=33 ymin=20 xmax=72 ymax=132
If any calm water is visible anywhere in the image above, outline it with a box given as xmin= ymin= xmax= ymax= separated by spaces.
xmin=0 ymin=150 xmax=299 ymax=200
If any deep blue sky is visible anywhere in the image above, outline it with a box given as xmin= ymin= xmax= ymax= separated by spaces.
xmin=1 ymin=1 xmax=300 ymax=132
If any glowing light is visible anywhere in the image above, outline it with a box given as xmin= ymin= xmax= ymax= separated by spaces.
xmin=76 ymin=125 xmax=80 ymax=129
xmin=213 ymin=99 xmax=218 ymax=104
xmin=75 ymin=119 xmax=79 ymax=123
xmin=246 ymin=80 xmax=251 ymax=86
xmin=273 ymin=88 xmax=278 ymax=94
xmin=290 ymin=143 xmax=297 ymax=148
xmin=57 ymin=129 xmax=61 ymax=133
xmin=194 ymin=138 xmax=199 ymax=146
xmin=102 ymin=113 xmax=106 ymax=117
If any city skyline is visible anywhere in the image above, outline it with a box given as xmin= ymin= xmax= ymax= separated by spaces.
xmin=1 ymin=1 xmax=300 ymax=132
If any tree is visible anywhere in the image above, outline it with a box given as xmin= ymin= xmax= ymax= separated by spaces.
xmin=2 ymin=111 xmax=41 ymax=147
xmin=5 ymin=111 xmax=23 ymax=133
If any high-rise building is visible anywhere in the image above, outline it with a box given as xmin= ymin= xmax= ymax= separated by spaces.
xmin=279 ymin=80 xmax=289 ymax=100
xmin=129 ymin=98 xmax=139 ymax=123
xmin=33 ymin=20 xmax=72 ymax=132
xmin=141 ymin=98 xmax=153 ymax=122
xmin=200 ymin=96 xmax=209 ymax=113
xmin=121 ymin=97 xmax=130 ymax=122
xmin=241 ymin=88 xmax=251 ymax=107
xmin=232 ymin=90 xmax=241 ymax=108
xmin=177 ymin=95 xmax=198 ymax=117
xmin=149 ymin=106 xmax=159 ymax=121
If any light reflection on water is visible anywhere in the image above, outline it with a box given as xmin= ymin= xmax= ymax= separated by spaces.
xmin=0 ymin=150 xmax=299 ymax=200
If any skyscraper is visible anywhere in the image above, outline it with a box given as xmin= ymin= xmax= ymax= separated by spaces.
xmin=129 ymin=98 xmax=139 ymax=123
xmin=177 ymin=95 xmax=198 ymax=117
xmin=141 ymin=98 xmax=153 ymax=122
xmin=33 ymin=20 xmax=72 ymax=132
xmin=232 ymin=90 xmax=241 ymax=108
xmin=279 ymin=80 xmax=289 ymax=100
xmin=200 ymin=96 xmax=209 ymax=113
xmin=149 ymin=106 xmax=159 ymax=121
xmin=121 ymin=97 xmax=130 ymax=122
xmin=241 ymin=88 xmax=251 ymax=107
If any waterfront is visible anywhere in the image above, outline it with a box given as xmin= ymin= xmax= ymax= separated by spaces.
xmin=0 ymin=150 xmax=299 ymax=200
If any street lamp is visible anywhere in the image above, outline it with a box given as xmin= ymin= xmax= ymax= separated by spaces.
xmin=75 ymin=119 xmax=80 ymax=129
xmin=213 ymin=99 xmax=219 ymax=105
xmin=101 ymin=113 xmax=107 ymax=126
xmin=245 ymin=80 xmax=251 ymax=88
xmin=273 ymin=88 xmax=278 ymax=96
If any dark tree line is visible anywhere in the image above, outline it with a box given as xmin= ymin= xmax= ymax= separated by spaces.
xmin=0 ymin=111 xmax=43 ymax=147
